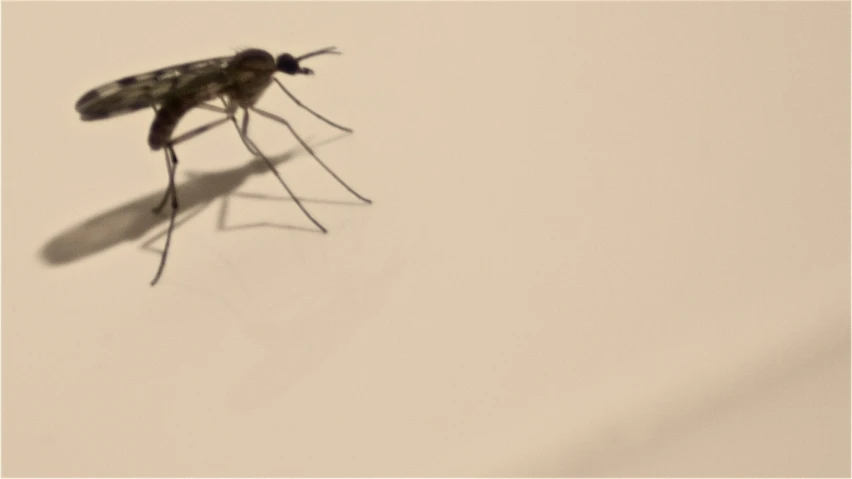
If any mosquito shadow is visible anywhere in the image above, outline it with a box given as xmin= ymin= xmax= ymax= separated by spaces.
xmin=40 ymin=134 xmax=361 ymax=266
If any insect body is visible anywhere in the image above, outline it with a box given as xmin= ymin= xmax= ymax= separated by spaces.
xmin=75 ymin=47 xmax=371 ymax=286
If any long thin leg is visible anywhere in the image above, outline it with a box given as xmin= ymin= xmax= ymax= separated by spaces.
xmin=249 ymin=106 xmax=372 ymax=204
xmin=150 ymin=106 xmax=174 ymax=214
xmin=147 ymin=100 xmax=245 ymax=284
xmin=167 ymin=116 xmax=232 ymax=147
xmin=229 ymin=110 xmax=328 ymax=233
xmin=273 ymin=78 xmax=352 ymax=133
xmin=141 ymin=200 xmax=211 ymax=252
xmin=196 ymin=102 xmax=229 ymax=114
xmin=152 ymin=148 xmax=176 ymax=214
xmin=151 ymin=110 xmax=234 ymax=214
xmin=150 ymin=145 xmax=180 ymax=286
xmin=228 ymin=111 xmax=260 ymax=156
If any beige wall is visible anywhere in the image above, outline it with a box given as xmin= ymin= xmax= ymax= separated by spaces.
xmin=2 ymin=2 xmax=849 ymax=476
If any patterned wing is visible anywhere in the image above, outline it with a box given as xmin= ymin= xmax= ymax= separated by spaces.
xmin=74 ymin=55 xmax=235 ymax=121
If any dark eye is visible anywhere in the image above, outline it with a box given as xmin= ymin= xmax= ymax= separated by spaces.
xmin=276 ymin=54 xmax=300 ymax=74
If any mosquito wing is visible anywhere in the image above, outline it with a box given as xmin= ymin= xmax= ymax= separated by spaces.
xmin=74 ymin=55 xmax=236 ymax=121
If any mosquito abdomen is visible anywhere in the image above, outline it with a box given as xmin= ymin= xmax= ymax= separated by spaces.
xmin=148 ymin=97 xmax=195 ymax=150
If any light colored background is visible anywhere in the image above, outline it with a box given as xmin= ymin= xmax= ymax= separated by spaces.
xmin=2 ymin=1 xmax=849 ymax=476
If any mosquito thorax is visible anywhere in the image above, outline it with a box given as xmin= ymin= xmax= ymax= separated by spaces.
xmin=231 ymin=49 xmax=276 ymax=73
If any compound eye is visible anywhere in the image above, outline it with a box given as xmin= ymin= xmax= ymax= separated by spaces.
xmin=276 ymin=54 xmax=300 ymax=74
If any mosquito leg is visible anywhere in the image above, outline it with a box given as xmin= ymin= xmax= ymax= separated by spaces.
xmin=249 ymin=106 xmax=371 ymax=204
xmin=141 ymin=201 xmax=209 ymax=253
xmin=150 ymin=105 xmax=174 ymax=214
xmin=219 ymin=97 xmax=257 ymax=154
xmin=228 ymin=111 xmax=260 ymax=157
xmin=273 ymin=78 xmax=352 ymax=133
xmin=229 ymin=109 xmax=328 ymax=233
xmin=152 ymin=148 xmax=177 ymax=214
xmin=167 ymin=116 xmax=233 ymax=147
xmin=150 ymin=146 xmax=180 ymax=286
xmin=150 ymin=110 xmax=235 ymax=214
xmin=196 ymin=102 xmax=229 ymax=114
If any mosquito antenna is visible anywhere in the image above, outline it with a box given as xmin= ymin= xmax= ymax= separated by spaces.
xmin=296 ymin=46 xmax=340 ymax=62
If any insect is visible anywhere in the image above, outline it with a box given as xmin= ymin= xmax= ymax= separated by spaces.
xmin=74 ymin=47 xmax=371 ymax=286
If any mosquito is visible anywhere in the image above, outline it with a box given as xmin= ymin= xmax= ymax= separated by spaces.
xmin=74 ymin=47 xmax=371 ymax=286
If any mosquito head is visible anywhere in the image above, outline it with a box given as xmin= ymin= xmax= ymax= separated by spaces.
xmin=276 ymin=47 xmax=341 ymax=76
